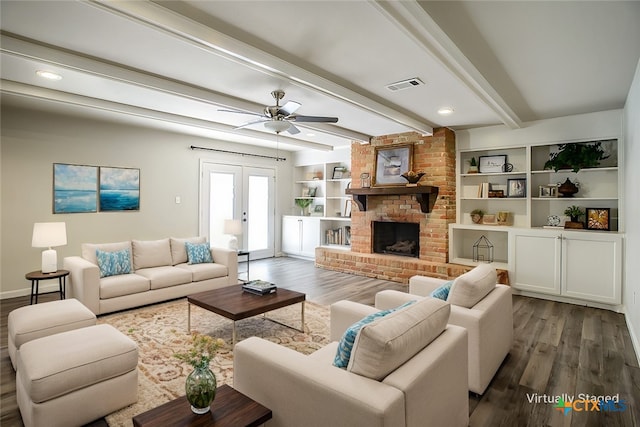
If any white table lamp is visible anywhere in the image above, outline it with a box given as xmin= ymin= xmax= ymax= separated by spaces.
xmin=224 ymin=219 xmax=243 ymax=250
xmin=32 ymin=222 xmax=67 ymax=273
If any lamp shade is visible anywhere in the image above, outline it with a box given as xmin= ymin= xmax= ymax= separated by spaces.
xmin=224 ymin=219 xmax=243 ymax=236
xmin=32 ymin=222 xmax=67 ymax=248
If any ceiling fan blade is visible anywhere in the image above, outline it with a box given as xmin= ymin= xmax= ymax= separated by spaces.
xmin=290 ymin=115 xmax=339 ymax=123
xmin=218 ymin=108 xmax=265 ymax=118
xmin=287 ymin=124 xmax=301 ymax=135
xmin=278 ymin=100 xmax=301 ymax=116
xmin=234 ymin=118 xmax=267 ymax=130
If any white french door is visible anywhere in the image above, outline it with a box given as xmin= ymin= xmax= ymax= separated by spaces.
xmin=200 ymin=162 xmax=275 ymax=260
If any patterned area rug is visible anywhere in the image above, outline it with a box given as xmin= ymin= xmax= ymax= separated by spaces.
xmin=98 ymin=298 xmax=330 ymax=426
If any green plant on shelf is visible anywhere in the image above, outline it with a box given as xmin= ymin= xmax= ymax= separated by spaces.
xmin=544 ymin=142 xmax=609 ymax=173
xmin=564 ymin=205 xmax=584 ymax=222
xmin=294 ymin=198 xmax=313 ymax=209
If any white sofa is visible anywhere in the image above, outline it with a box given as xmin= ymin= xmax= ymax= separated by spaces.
xmin=376 ymin=264 xmax=513 ymax=395
xmin=63 ymin=237 xmax=237 ymax=315
xmin=234 ymin=297 xmax=469 ymax=427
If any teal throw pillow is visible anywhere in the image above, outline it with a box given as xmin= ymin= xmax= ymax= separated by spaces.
xmin=429 ymin=280 xmax=454 ymax=301
xmin=333 ymin=300 xmax=416 ymax=368
xmin=185 ymin=242 xmax=213 ymax=264
xmin=96 ymin=248 xmax=131 ymax=278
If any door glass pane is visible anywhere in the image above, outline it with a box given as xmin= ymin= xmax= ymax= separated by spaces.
xmin=247 ymin=175 xmax=268 ymax=251
xmin=209 ymin=172 xmax=234 ymax=247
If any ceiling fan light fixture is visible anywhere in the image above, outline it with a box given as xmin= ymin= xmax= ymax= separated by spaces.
xmin=264 ymin=120 xmax=290 ymax=133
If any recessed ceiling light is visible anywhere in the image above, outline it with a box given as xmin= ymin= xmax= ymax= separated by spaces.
xmin=36 ymin=70 xmax=62 ymax=81
xmin=438 ymin=107 xmax=454 ymax=115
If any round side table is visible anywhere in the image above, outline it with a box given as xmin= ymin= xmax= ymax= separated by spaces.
xmin=25 ymin=270 xmax=69 ymax=304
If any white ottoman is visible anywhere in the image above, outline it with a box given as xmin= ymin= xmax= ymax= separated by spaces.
xmin=16 ymin=324 xmax=138 ymax=427
xmin=8 ymin=298 xmax=96 ymax=369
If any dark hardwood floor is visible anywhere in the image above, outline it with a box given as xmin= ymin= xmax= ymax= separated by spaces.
xmin=1 ymin=257 xmax=639 ymax=426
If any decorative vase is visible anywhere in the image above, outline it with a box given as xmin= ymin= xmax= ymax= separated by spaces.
xmin=471 ymin=214 xmax=483 ymax=224
xmin=557 ymin=178 xmax=579 ymax=197
xmin=185 ymin=365 xmax=217 ymax=414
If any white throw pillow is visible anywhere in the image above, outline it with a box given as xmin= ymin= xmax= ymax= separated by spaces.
xmin=132 ymin=239 xmax=172 ymax=270
xmin=447 ymin=264 xmax=497 ymax=308
xmin=347 ymin=297 xmax=450 ymax=381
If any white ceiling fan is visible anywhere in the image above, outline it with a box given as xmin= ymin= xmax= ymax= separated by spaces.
xmin=219 ymin=90 xmax=339 ymax=135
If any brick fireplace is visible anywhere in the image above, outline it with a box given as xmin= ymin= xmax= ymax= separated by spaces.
xmin=315 ymin=128 xmax=473 ymax=282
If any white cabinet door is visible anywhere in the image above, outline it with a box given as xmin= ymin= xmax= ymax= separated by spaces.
xmin=562 ymin=233 xmax=622 ymax=305
xmin=300 ymin=218 xmax=320 ymax=257
xmin=282 ymin=216 xmax=320 ymax=258
xmin=282 ymin=216 xmax=302 ymax=254
xmin=512 ymin=230 xmax=562 ymax=295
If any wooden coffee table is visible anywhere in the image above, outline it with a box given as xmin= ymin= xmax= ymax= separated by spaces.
xmin=132 ymin=384 xmax=271 ymax=426
xmin=187 ymin=285 xmax=306 ymax=345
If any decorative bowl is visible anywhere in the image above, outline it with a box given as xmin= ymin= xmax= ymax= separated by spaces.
xmin=401 ymin=171 xmax=425 ymax=184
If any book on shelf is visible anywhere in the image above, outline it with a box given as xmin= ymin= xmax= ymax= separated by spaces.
xmin=477 ymin=182 xmax=490 ymax=198
xmin=242 ymin=280 xmax=277 ymax=295
xmin=325 ymin=225 xmax=351 ymax=245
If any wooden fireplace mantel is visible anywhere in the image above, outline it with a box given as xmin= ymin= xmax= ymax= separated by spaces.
xmin=346 ymin=185 xmax=439 ymax=213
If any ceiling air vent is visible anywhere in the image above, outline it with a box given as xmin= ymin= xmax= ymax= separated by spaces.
xmin=385 ymin=77 xmax=424 ymax=92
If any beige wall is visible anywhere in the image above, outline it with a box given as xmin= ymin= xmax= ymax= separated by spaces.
xmin=0 ymin=106 xmax=293 ymax=298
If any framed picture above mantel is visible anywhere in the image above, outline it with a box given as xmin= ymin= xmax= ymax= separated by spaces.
xmin=373 ymin=144 xmax=413 ymax=186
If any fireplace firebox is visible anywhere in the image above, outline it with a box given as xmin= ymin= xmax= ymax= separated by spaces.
xmin=372 ymin=221 xmax=420 ymax=257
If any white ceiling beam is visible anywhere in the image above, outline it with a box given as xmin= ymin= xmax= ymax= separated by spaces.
xmin=89 ymin=0 xmax=433 ymax=136
xmin=0 ymin=80 xmax=335 ymax=151
xmin=2 ymin=35 xmax=371 ymax=145
xmin=372 ymin=0 xmax=522 ymax=129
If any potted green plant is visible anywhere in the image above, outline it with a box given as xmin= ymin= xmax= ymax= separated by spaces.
xmin=470 ymin=209 xmax=485 ymax=224
xmin=544 ymin=142 xmax=609 ymax=173
xmin=467 ymin=157 xmax=478 ymax=174
xmin=564 ymin=205 xmax=584 ymax=222
xmin=295 ymin=198 xmax=313 ymax=216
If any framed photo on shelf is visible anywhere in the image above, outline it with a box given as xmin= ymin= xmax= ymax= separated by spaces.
xmin=373 ymin=144 xmax=413 ymax=186
xmin=586 ymin=208 xmax=610 ymax=231
xmin=478 ymin=155 xmax=507 ymax=173
xmin=507 ymin=178 xmax=526 ymax=198
xmin=332 ymin=166 xmax=347 ymax=179
xmin=538 ymin=184 xmax=558 ymax=198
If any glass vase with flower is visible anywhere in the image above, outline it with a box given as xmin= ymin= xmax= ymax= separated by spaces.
xmin=174 ymin=334 xmax=225 ymax=414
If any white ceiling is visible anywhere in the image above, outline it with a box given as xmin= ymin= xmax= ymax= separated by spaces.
xmin=1 ymin=1 xmax=639 ymax=152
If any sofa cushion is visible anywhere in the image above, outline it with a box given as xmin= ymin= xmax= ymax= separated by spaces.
xmin=100 ymin=274 xmax=150 ymax=299
xmin=348 ymin=297 xmax=450 ymax=381
xmin=96 ymin=248 xmax=132 ymax=278
xmin=82 ymin=241 xmax=132 ymax=266
xmin=132 ymin=239 xmax=172 ymax=270
xmin=447 ymin=264 xmax=497 ymax=308
xmin=17 ymin=324 xmax=137 ymax=403
xmin=429 ymin=280 xmax=453 ymax=301
xmin=170 ymin=236 xmax=207 ymax=265
xmin=175 ymin=263 xmax=228 ymax=281
xmin=135 ymin=266 xmax=193 ymax=290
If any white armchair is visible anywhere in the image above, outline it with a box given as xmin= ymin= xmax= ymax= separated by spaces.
xmin=234 ymin=297 xmax=469 ymax=427
xmin=376 ymin=264 xmax=513 ymax=395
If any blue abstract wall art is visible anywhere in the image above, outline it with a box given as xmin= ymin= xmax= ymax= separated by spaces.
xmin=53 ymin=163 xmax=98 ymax=213
xmin=99 ymin=167 xmax=140 ymax=212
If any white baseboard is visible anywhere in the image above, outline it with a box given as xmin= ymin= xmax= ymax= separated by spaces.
xmin=0 ymin=282 xmax=61 ymax=300
xmin=624 ymin=314 xmax=640 ymax=367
